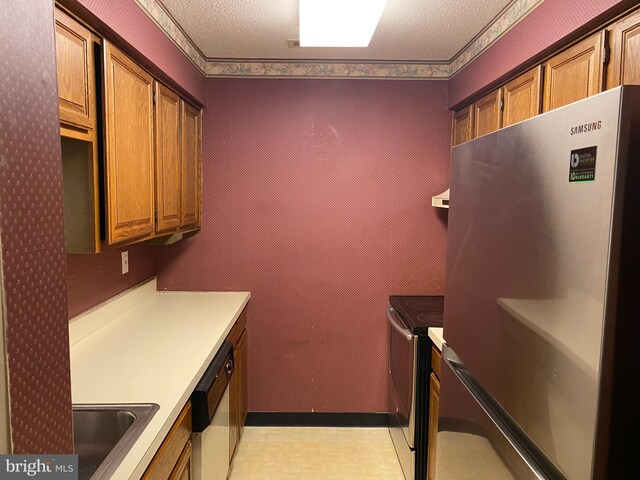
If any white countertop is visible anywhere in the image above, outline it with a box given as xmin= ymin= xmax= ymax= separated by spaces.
xmin=69 ymin=278 xmax=250 ymax=480
xmin=428 ymin=327 xmax=445 ymax=351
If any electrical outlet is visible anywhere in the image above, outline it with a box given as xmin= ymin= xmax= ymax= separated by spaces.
xmin=121 ymin=251 xmax=129 ymax=274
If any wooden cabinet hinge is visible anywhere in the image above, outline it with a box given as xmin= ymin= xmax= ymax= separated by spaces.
xmin=500 ymin=98 xmax=505 ymax=111
xmin=154 ymin=208 xmax=158 ymax=224
xmin=153 ymin=91 xmax=157 ymax=105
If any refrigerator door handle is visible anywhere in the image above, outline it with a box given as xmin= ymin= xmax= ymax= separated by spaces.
xmin=387 ymin=306 xmax=414 ymax=341
xmin=443 ymin=346 xmax=567 ymax=480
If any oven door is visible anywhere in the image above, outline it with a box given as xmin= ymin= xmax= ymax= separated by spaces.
xmin=436 ymin=346 xmax=565 ymax=480
xmin=388 ymin=306 xmax=417 ymax=448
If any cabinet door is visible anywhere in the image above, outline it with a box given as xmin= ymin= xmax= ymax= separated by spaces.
xmin=427 ymin=372 xmax=440 ymax=480
xmin=609 ymin=9 xmax=640 ymax=88
xmin=503 ymin=66 xmax=542 ymax=127
xmin=181 ymin=102 xmax=201 ymax=229
xmin=168 ymin=441 xmax=192 ymax=480
xmin=229 ymin=345 xmax=240 ymax=461
xmin=104 ymin=42 xmax=155 ymax=244
xmin=452 ymin=105 xmax=474 ymax=146
xmin=237 ymin=329 xmax=248 ymax=433
xmin=473 ymin=89 xmax=502 ymax=138
xmin=143 ymin=402 xmax=192 ymax=480
xmin=155 ymin=82 xmax=182 ymax=234
xmin=54 ymin=8 xmax=95 ymax=131
xmin=543 ymin=32 xmax=606 ymax=112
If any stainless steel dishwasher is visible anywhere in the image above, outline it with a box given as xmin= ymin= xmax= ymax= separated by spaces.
xmin=191 ymin=341 xmax=234 ymax=480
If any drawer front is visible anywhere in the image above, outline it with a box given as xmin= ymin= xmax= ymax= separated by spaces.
xmin=143 ymin=402 xmax=192 ymax=480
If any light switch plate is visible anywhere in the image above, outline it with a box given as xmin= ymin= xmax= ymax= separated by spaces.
xmin=121 ymin=251 xmax=129 ymax=274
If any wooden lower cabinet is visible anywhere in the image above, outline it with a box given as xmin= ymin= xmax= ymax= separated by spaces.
xmin=169 ymin=441 xmax=192 ymax=480
xmin=427 ymin=348 xmax=441 ymax=480
xmin=427 ymin=373 xmax=440 ymax=480
xmin=237 ymin=329 xmax=248 ymax=434
xmin=229 ymin=308 xmax=248 ymax=461
xmin=143 ymin=402 xmax=192 ymax=480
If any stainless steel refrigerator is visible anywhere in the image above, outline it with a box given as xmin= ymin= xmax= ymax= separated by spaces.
xmin=440 ymin=86 xmax=640 ymax=480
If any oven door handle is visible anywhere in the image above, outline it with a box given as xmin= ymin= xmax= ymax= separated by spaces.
xmin=387 ymin=306 xmax=413 ymax=341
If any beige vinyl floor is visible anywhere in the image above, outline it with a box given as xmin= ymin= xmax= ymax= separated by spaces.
xmin=228 ymin=427 xmax=406 ymax=480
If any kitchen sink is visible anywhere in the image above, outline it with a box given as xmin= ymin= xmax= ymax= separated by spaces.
xmin=73 ymin=403 xmax=159 ymax=480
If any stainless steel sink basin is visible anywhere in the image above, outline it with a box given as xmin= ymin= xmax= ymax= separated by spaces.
xmin=73 ymin=403 xmax=159 ymax=480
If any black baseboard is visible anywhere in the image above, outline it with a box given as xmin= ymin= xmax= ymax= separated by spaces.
xmin=245 ymin=412 xmax=389 ymax=427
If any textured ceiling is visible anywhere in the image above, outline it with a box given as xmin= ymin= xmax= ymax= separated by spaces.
xmin=159 ymin=0 xmax=513 ymax=61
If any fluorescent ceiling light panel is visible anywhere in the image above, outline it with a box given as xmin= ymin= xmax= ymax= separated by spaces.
xmin=299 ymin=0 xmax=387 ymax=48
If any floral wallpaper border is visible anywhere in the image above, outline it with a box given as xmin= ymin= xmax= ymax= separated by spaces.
xmin=449 ymin=0 xmax=542 ymax=76
xmin=135 ymin=0 xmax=207 ymax=72
xmin=135 ymin=0 xmax=543 ymax=79
xmin=204 ymin=61 xmax=451 ymax=79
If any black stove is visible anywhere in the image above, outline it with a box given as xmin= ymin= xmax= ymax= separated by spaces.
xmin=389 ymin=295 xmax=444 ymax=335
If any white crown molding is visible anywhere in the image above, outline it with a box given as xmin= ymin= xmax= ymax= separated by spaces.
xmin=134 ymin=0 xmax=543 ymax=79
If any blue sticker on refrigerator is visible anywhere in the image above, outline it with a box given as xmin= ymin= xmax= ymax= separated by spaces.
xmin=569 ymin=146 xmax=597 ymax=182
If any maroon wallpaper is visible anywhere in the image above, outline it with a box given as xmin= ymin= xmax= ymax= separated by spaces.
xmin=0 ymin=1 xmax=73 ymax=453
xmin=155 ymin=78 xmax=450 ymax=412
xmin=66 ymin=246 xmax=154 ymax=319
xmin=448 ymin=0 xmax=622 ymax=107
xmin=64 ymin=0 xmax=206 ymax=105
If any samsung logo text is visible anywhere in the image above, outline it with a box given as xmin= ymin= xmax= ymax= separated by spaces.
xmin=570 ymin=121 xmax=602 ymax=135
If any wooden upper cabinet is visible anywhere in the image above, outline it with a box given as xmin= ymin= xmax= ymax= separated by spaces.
xmin=54 ymin=8 xmax=95 ymax=132
xmin=543 ymin=32 xmax=606 ymax=112
xmin=608 ymin=9 xmax=640 ymax=88
xmin=155 ymin=82 xmax=182 ymax=234
xmin=503 ymin=66 xmax=542 ymax=127
xmin=181 ymin=102 xmax=201 ymax=229
xmin=473 ymin=89 xmax=502 ymax=138
xmin=452 ymin=105 xmax=474 ymax=146
xmin=103 ymin=42 xmax=155 ymax=244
